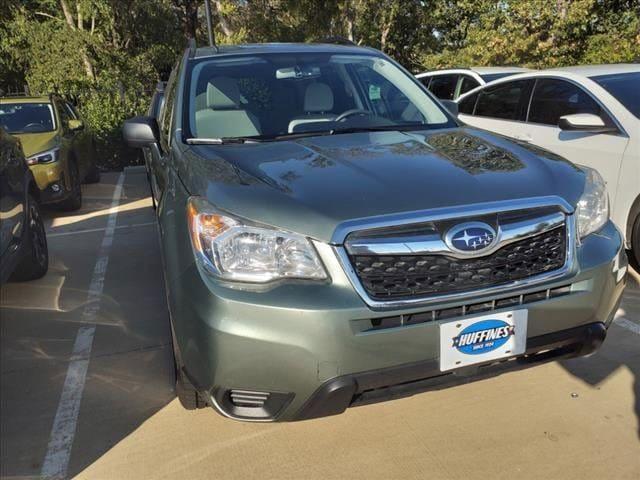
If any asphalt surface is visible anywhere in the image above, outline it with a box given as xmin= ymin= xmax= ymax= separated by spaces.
xmin=1 ymin=169 xmax=639 ymax=480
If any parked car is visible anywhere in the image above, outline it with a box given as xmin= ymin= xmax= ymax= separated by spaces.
xmin=0 ymin=128 xmax=48 ymax=283
xmin=455 ymin=64 xmax=640 ymax=266
xmin=0 ymin=94 xmax=100 ymax=211
xmin=416 ymin=67 xmax=531 ymax=100
xmin=123 ymin=42 xmax=626 ymax=422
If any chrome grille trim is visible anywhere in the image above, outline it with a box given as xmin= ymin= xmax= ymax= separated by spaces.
xmin=334 ymin=200 xmax=577 ymax=311
xmin=330 ymin=195 xmax=574 ymax=244
xmin=345 ymin=211 xmax=565 ymax=259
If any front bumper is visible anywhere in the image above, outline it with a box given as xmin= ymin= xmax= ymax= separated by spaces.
xmin=295 ymin=321 xmax=608 ymax=420
xmin=29 ymin=161 xmax=71 ymax=204
xmin=171 ymin=221 xmax=627 ymax=422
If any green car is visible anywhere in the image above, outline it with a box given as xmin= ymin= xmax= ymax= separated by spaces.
xmin=0 ymin=95 xmax=100 ymax=211
xmin=124 ymin=42 xmax=627 ymax=422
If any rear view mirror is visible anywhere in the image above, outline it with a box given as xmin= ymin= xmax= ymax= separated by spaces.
xmin=123 ymin=116 xmax=159 ymax=148
xmin=67 ymin=119 xmax=84 ymax=131
xmin=558 ymin=113 xmax=616 ymax=133
xmin=440 ymin=100 xmax=459 ymax=117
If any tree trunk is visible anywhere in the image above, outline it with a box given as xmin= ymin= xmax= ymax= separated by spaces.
xmin=59 ymin=0 xmax=75 ymax=29
xmin=214 ymin=0 xmax=233 ymax=37
xmin=184 ymin=0 xmax=199 ymax=39
xmin=77 ymin=3 xmax=83 ymax=30
xmin=59 ymin=0 xmax=95 ymax=81
xmin=381 ymin=23 xmax=391 ymax=52
xmin=345 ymin=2 xmax=355 ymax=41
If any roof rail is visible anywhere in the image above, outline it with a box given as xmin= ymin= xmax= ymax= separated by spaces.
xmin=315 ymin=36 xmax=356 ymax=46
xmin=188 ymin=38 xmax=197 ymax=58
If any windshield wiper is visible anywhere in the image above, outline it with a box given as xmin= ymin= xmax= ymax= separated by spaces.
xmin=186 ymin=136 xmax=266 ymax=145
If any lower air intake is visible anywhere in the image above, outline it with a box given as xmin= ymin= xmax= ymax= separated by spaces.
xmin=230 ymin=390 xmax=270 ymax=407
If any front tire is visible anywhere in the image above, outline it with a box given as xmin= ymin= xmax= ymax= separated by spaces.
xmin=630 ymin=214 xmax=640 ymax=271
xmin=85 ymin=164 xmax=101 ymax=184
xmin=11 ymin=195 xmax=48 ymax=281
xmin=59 ymin=161 xmax=82 ymax=211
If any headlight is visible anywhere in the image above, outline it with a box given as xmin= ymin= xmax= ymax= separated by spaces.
xmin=576 ymin=168 xmax=609 ymax=238
xmin=26 ymin=147 xmax=59 ymax=165
xmin=186 ymin=197 xmax=327 ymax=283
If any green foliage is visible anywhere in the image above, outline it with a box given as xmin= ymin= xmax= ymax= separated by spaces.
xmin=1 ymin=0 xmax=638 ymax=169
xmin=422 ymin=0 xmax=640 ymax=69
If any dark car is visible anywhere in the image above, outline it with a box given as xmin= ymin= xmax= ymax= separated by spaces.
xmin=123 ymin=42 xmax=626 ymax=422
xmin=0 ymin=128 xmax=48 ymax=283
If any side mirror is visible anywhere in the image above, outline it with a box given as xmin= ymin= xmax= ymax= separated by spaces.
xmin=440 ymin=100 xmax=459 ymax=117
xmin=558 ymin=113 xmax=616 ymax=133
xmin=67 ymin=119 xmax=84 ymax=131
xmin=123 ymin=116 xmax=159 ymax=148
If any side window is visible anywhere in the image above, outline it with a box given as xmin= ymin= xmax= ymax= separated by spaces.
xmin=418 ymin=76 xmax=431 ymax=88
xmin=474 ymin=79 xmax=533 ymax=120
xmin=354 ymin=65 xmax=415 ymax=121
xmin=528 ymin=78 xmax=601 ymax=126
xmin=458 ymin=92 xmax=479 ymax=115
xmin=160 ymin=67 xmax=178 ymax=146
xmin=459 ymin=75 xmax=480 ymax=96
xmin=428 ymin=74 xmax=458 ymax=100
xmin=64 ymin=102 xmax=79 ymax=120
xmin=54 ymin=99 xmax=72 ymax=130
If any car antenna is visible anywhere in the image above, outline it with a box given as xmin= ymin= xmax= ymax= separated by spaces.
xmin=203 ymin=0 xmax=219 ymax=53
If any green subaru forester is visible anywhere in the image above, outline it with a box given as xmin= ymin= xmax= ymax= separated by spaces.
xmin=0 ymin=95 xmax=100 ymax=210
xmin=124 ymin=42 xmax=627 ymax=422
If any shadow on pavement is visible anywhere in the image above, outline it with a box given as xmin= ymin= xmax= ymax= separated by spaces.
xmin=560 ymin=267 xmax=640 ymax=438
xmin=0 ymin=172 xmax=176 ymax=479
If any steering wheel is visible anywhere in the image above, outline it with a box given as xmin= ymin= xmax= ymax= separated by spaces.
xmin=23 ymin=122 xmax=45 ymax=132
xmin=334 ymin=109 xmax=372 ymax=123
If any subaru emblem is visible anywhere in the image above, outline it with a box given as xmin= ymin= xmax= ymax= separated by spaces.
xmin=445 ymin=222 xmax=497 ymax=254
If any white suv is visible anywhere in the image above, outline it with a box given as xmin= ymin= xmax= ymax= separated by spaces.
xmin=455 ymin=64 xmax=640 ymax=265
xmin=416 ymin=67 xmax=531 ymax=101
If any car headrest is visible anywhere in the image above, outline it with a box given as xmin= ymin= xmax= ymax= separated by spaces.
xmin=207 ymin=77 xmax=241 ymax=110
xmin=304 ymin=82 xmax=334 ymax=113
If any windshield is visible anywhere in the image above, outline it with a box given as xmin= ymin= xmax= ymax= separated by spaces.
xmin=185 ymin=53 xmax=454 ymax=141
xmin=591 ymin=72 xmax=640 ymax=119
xmin=0 ymin=102 xmax=56 ymax=134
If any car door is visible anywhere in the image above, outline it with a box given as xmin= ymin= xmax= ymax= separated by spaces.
xmin=523 ymin=78 xmax=629 ymax=211
xmin=152 ymin=67 xmax=178 ymax=209
xmin=0 ymin=133 xmax=27 ymax=263
xmin=458 ymin=78 xmax=535 ymax=141
xmin=52 ymin=98 xmax=75 ymax=177
xmin=65 ymin=101 xmax=93 ymax=176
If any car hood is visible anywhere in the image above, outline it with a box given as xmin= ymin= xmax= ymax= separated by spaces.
xmin=13 ymin=131 xmax=59 ymax=159
xmin=179 ymin=127 xmax=584 ymax=243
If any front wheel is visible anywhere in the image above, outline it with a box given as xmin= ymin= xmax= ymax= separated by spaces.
xmin=11 ymin=195 xmax=48 ymax=281
xmin=59 ymin=161 xmax=82 ymax=211
xmin=85 ymin=164 xmax=101 ymax=184
xmin=630 ymin=214 xmax=640 ymax=271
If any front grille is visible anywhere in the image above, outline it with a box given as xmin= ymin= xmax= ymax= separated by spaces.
xmin=350 ymin=225 xmax=566 ymax=300
xmin=365 ymin=284 xmax=572 ymax=332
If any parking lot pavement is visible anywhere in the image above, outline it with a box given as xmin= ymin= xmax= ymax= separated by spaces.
xmin=1 ymin=169 xmax=639 ymax=480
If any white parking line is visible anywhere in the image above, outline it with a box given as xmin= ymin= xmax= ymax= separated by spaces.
xmin=614 ymin=316 xmax=640 ymax=335
xmin=40 ymin=172 xmax=125 ymax=480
